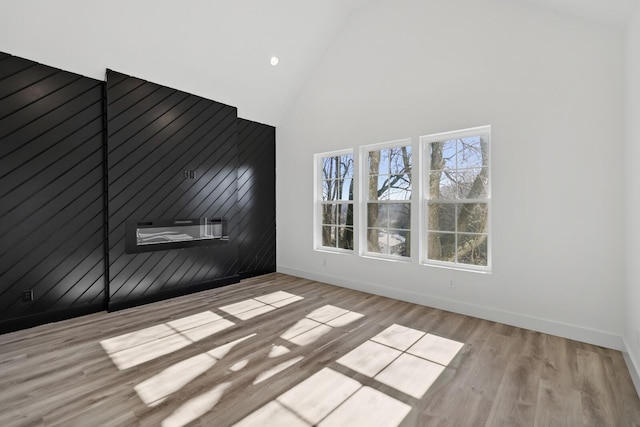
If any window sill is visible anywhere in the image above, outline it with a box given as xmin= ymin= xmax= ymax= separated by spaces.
xmin=360 ymin=253 xmax=412 ymax=263
xmin=421 ymin=261 xmax=492 ymax=274
xmin=314 ymin=247 xmax=354 ymax=255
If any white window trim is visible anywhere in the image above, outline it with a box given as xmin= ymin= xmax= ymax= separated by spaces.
xmin=420 ymin=125 xmax=492 ymax=273
xmin=359 ymin=138 xmax=413 ymax=261
xmin=313 ymin=149 xmax=355 ymax=254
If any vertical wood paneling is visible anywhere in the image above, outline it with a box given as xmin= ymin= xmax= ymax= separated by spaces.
xmin=0 ymin=53 xmax=105 ymax=330
xmin=106 ymin=71 xmax=240 ymax=310
xmin=237 ymin=118 xmax=276 ymax=277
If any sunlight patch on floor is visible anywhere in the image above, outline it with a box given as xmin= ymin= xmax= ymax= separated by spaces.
xmin=375 ymin=353 xmax=445 ymax=399
xmin=135 ymin=353 xmax=217 ymax=407
xmin=370 ymin=323 xmax=425 ymax=351
xmin=127 ymin=293 xmax=311 ymax=408
xmin=237 ymin=324 xmax=465 ymax=426
xmin=319 ymin=386 xmax=412 ymax=427
xmin=279 ymin=305 xmax=364 ymax=347
xmin=233 ymin=401 xmax=310 ymax=427
xmin=166 ymin=311 xmax=225 ymax=331
xmin=220 ymin=291 xmax=303 ymax=320
xmin=268 ymin=344 xmax=290 ymax=358
xmin=335 ymin=340 xmax=401 ymax=377
xmin=253 ymin=356 xmax=305 ymax=385
xmin=100 ymin=323 xmax=175 ymax=354
xmin=277 ymin=367 xmax=360 ymax=424
xmin=135 ymin=334 xmax=257 ymax=406
xmin=100 ymin=311 xmax=236 ymax=370
xmin=255 ymin=291 xmax=303 ymax=306
xmin=178 ymin=318 xmax=235 ymax=342
xmin=104 ymin=291 xmax=384 ymax=426
xmin=105 ymin=333 xmax=192 ymax=370
xmin=161 ymin=382 xmax=231 ymax=427
xmin=338 ymin=324 xmax=464 ymax=399
xmin=407 ymin=333 xmax=465 ymax=365
xmin=230 ymin=359 xmax=250 ymax=372
xmin=102 ymin=291 xmax=305 ymax=370
xmin=234 ymin=367 xmax=410 ymax=427
xmin=206 ymin=334 xmax=255 ymax=360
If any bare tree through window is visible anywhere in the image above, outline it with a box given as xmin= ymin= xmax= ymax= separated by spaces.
xmin=366 ymin=144 xmax=412 ymax=257
xmin=320 ymin=153 xmax=354 ymax=250
xmin=425 ymin=129 xmax=490 ymax=268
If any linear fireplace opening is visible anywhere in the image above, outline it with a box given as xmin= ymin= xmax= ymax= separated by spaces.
xmin=125 ymin=218 xmax=228 ymax=253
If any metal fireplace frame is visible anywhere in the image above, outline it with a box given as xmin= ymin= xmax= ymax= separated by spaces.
xmin=125 ymin=218 xmax=228 ymax=254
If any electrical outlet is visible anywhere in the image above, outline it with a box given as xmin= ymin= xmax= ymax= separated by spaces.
xmin=636 ymin=329 xmax=640 ymax=347
xmin=448 ymin=279 xmax=455 ymax=289
xmin=22 ymin=290 xmax=33 ymax=302
xmin=322 ymin=258 xmax=327 ymax=267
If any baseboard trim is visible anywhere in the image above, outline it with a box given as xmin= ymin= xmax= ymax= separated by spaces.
xmin=278 ymin=265 xmax=622 ymax=351
xmin=0 ymin=303 xmax=104 ymax=335
xmin=623 ymin=337 xmax=640 ymax=398
xmin=108 ymin=275 xmax=240 ymax=312
xmin=240 ymin=269 xmax=277 ymax=280
xmin=1 ymin=275 xmax=243 ymax=335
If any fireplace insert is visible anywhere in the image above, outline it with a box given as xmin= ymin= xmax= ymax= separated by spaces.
xmin=125 ymin=218 xmax=227 ymax=253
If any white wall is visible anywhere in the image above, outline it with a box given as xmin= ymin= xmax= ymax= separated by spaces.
xmin=624 ymin=3 xmax=640 ymax=392
xmin=0 ymin=0 xmax=367 ymax=125
xmin=277 ymin=0 xmax=626 ymax=349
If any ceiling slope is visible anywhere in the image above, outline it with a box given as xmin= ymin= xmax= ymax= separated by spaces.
xmin=522 ymin=0 xmax=638 ymax=28
xmin=0 ymin=0 xmax=636 ymax=125
xmin=0 ymin=0 xmax=369 ymax=125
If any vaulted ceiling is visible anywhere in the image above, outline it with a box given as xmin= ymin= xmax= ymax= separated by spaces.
xmin=525 ymin=0 xmax=638 ymax=27
xmin=0 ymin=0 xmax=637 ymax=125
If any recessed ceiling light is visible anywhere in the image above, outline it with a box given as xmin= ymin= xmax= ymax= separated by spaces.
xmin=270 ymin=56 xmax=279 ymax=66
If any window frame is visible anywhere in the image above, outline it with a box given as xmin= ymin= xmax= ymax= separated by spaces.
xmin=359 ymin=138 xmax=413 ymax=261
xmin=420 ymin=126 xmax=491 ymax=272
xmin=313 ymin=149 xmax=355 ymax=253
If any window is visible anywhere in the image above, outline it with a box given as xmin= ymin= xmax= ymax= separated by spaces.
xmin=421 ymin=126 xmax=490 ymax=270
xmin=315 ymin=151 xmax=354 ymax=251
xmin=362 ymin=140 xmax=412 ymax=258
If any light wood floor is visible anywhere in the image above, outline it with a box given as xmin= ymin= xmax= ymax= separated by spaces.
xmin=1 ymin=273 xmax=639 ymax=426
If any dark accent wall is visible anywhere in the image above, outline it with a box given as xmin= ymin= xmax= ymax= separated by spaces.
xmin=106 ymin=70 xmax=241 ymax=310
xmin=0 ymin=52 xmax=276 ymax=333
xmin=0 ymin=53 xmax=106 ymax=331
xmin=237 ymin=119 xmax=276 ymax=278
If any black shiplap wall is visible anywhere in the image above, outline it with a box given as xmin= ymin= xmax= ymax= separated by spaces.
xmin=0 ymin=53 xmax=277 ymax=331
xmin=106 ymin=71 xmax=240 ymax=310
xmin=0 ymin=53 xmax=105 ymax=330
xmin=237 ymin=119 xmax=276 ymax=278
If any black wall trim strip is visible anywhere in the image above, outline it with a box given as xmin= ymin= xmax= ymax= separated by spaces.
xmin=0 ymin=303 xmax=103 ymax=335
xmin=107 ymin=275 xmax=240 ymax=312
xmin=102 ymin=75 xmax=110 ymax=310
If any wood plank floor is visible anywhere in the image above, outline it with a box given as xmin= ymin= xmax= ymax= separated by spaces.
xmin=1 ymin=273 xmax=639 ymax=426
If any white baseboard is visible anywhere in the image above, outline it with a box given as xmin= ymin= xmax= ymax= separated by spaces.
xmin=623 ymin=337 xmax=640 ymax=398
xmin=278 ymin=265 xmax=623 ymax=351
